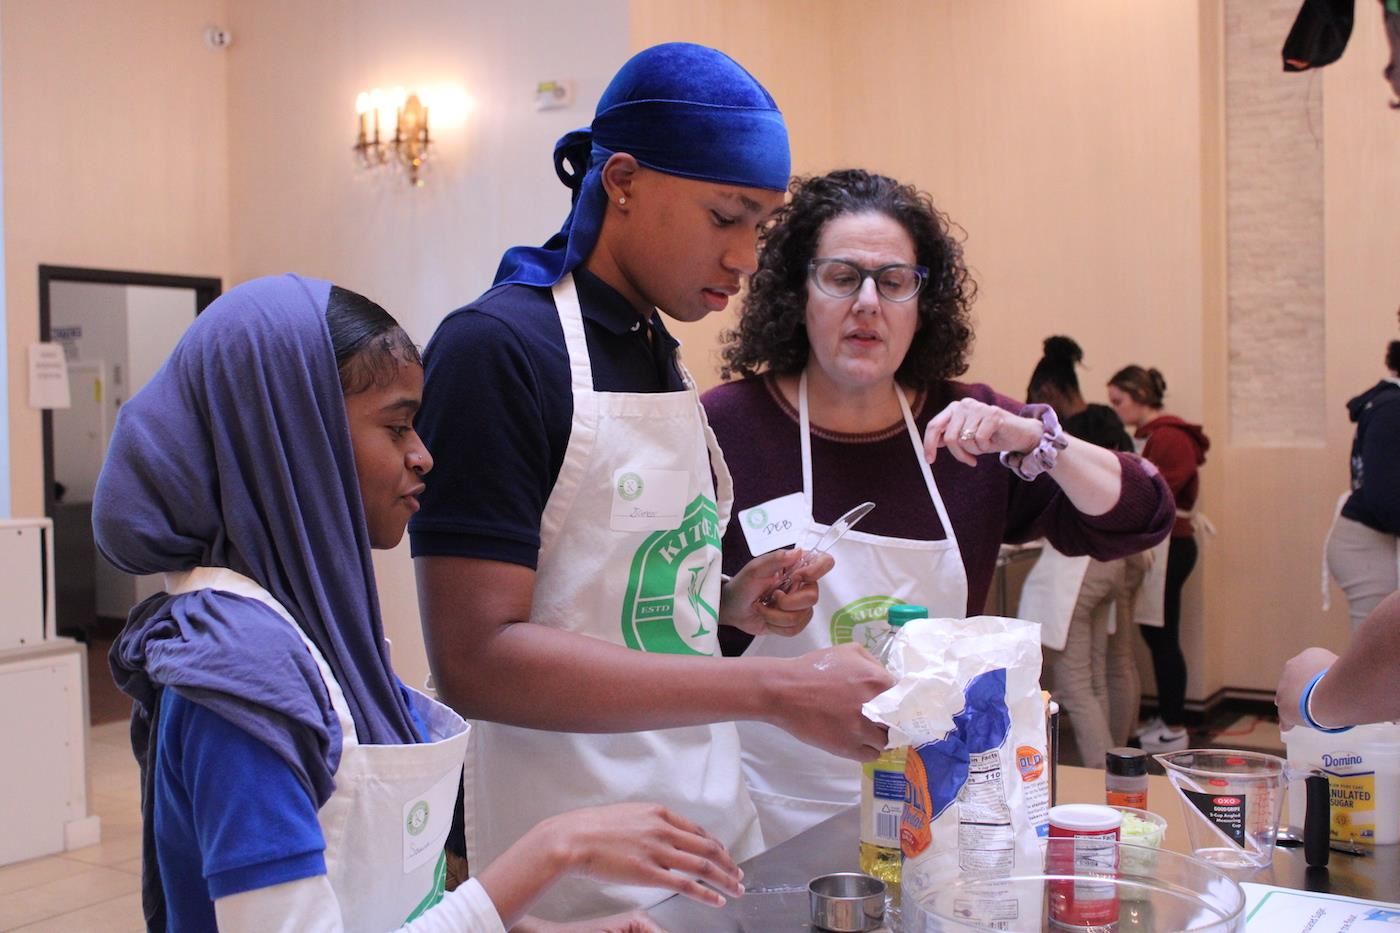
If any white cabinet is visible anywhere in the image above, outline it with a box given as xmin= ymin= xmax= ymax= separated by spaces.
xmin=0 ymin=518 xmax=56 ymax=650
xmin=0 ymin=640 xmax=100 ymax=865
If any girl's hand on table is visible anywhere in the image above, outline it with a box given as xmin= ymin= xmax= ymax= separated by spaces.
xmin=547 ymin=803 xmax=743 ymax=907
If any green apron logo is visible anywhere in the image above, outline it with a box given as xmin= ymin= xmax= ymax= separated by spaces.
xmin=830 ymin=595 xmax=905 ymax=650
xmin=406 ymin=801 xmax=430 ymax=836
xmin=617 ymin=472 xmax=644 ymax=501
xmin=621 ymin=495 xmax=722 ymax=655
xmin=403 ymin=851 xmax=447 ymax=923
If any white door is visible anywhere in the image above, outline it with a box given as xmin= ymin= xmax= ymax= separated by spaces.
xmin=51 ymin=360 xmax=106 ymax=504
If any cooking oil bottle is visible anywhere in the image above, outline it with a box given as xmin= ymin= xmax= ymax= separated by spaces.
xmin=858 ymin=603 xmax=926 ymax=884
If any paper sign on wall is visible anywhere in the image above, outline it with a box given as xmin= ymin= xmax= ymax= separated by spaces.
xmin=28 ymin=343 xmax=71 ymax=409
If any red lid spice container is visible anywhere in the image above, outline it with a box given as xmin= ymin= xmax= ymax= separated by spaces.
xmin=1047 ymin=804 xmax=1122 ymax=929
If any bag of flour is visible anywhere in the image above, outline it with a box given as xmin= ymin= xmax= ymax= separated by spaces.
xmin=861 ymin=616 xmax=1051 ymax=922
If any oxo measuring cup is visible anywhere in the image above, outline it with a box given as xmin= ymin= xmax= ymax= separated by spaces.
xmin=1155 ymin=749 xmax=1326 ymax=872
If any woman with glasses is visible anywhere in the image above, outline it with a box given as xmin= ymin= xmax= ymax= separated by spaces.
xmin=702 ymin=169 xmax=1173 ymax=846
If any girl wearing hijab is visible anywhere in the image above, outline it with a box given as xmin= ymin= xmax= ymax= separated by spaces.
xmin=411 ymin=45 xmax=891 ymax=920
xmin=1107 ymin=365 xmax=1211 ymax=754
xmin=95 ymin=276 xmax=742 ymax=933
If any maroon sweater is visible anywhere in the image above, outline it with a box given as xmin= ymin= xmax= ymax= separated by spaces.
xmin=703 ymin=375 xmax=1174 ymax=622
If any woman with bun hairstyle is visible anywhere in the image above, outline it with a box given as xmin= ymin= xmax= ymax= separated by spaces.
xmin=1025 ymin=337 xmax=1149 ymax=762
xmin=1107 ymin=365 xmax=1211 ymax=753
xmin=701 ymin=169 xmax=1174 ymax=845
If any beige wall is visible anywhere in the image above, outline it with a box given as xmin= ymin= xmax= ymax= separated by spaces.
xmin=3 ymin=0 xmax=1394 ymax=701
xmin=2 ymin=0 xmax=230 ymax=517
xmin=638 ymin=0 xmax=1397 ymax=702
xmin=224 ymin=0 xmax=628 ymax=690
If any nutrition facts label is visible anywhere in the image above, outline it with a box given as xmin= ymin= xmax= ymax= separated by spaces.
xmin=958 ymin=749 xmax=1015 ymax=872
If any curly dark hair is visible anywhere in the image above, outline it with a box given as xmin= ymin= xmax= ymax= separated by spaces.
xmin=719 ymin=169 xmax=976 ymax=385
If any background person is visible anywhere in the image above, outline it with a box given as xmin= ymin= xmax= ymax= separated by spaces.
xmin=704 ymin=170 xmax=1172 ymax=845
xmin=1107 ymin=365 xmax=1210 ymax=753
xmin=410 ymin=45 xmax=890 ymax=920
xmin=93 ymin=276 xmax=736 ymax=933
xmin=1324 ymin=340 xmax=1400 ymax=628
xmin=1025 ymin=336 xmax=1150 ymax=764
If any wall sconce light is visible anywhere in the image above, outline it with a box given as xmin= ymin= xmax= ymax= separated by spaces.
xmin=354 ymin=87 xmax=431 ymax=187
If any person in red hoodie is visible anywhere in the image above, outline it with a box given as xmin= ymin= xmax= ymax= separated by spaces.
xmin=1107 ymin=366 xmax=1211 ymax=752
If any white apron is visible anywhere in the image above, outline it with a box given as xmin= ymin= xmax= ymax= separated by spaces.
xmin=165 ymin=567 xmax=470 ymax=932
xmin=1131 ymin=435 xmax=1171 ymax=629
xmin=734 ymin=372 xmax=970 ymax=849
xmin=462 ymin=275 xmax=762 ymax=921
xmin=1130 ymin=434 xmax=1215 ymax=628
xmin=1017 ymin=544 xmax=1092 ymax=651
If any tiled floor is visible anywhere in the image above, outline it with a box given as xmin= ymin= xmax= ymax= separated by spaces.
xmin=0 ymin=720 xmax=144 ymax=931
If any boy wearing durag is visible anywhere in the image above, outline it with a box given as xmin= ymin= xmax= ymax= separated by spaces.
xmin=412 ymin=43 xmax=894 ymax=920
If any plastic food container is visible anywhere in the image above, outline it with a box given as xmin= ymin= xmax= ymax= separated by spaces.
xmin=908 ymin=840 xmax=1246 ymax=932
xmin=1111 ymin=805 xmax=1168 ymax=848
xmin=1109 ymin=805 xmax=1169 ymax=874
xmin=808 ymin=872 xmax=886 ymax=932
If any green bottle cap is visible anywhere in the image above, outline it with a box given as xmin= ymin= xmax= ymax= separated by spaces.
xmin=887 ymin=604 xmax=928 ymax=628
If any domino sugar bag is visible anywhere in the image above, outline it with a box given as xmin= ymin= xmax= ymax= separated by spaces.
xmin=861 ymin=616 xmax=1051 ymax=922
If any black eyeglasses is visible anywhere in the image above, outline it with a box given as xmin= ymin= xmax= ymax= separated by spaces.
xmin=808 ymin=258 xmax=928 ymax=303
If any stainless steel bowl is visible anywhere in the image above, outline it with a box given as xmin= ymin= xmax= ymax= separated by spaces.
xmin=808 ymin=872 xmax=886 ymax=932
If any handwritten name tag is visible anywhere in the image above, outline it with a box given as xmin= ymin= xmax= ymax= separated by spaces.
xmin=738 ymin=492 xmax=811 ymax=555
xmin=610 ymin=468 xmax=689 ymax=532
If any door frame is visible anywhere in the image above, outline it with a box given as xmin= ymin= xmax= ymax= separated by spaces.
xmin=38 ymin=265 xmax=221 ymax=519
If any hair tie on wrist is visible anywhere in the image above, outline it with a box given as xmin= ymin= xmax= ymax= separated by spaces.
xmin=1300 ymin=669 xmax=1351 ymax=734
xmin=1000 ymin=403 xmax=1069 ymax=482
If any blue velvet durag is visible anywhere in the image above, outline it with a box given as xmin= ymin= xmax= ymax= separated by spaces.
xmin=494 ymin=42 xmax=791 ymax=287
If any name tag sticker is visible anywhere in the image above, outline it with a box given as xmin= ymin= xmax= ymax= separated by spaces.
xmin=738 ymin=492 xmax=811 ymax=555
xmin=403 ymin=766 xmax=459 ymax=874
xmin=610 ymin=468 xmax=689 ymax=532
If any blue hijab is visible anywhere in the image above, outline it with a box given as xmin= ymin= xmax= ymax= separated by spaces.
xmin=96 ymin=274 xmax=421 ymax=811
xmin=494 ymin=42 xmax=791 ymax=287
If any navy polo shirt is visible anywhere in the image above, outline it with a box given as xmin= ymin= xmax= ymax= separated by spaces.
xmin=409 ymin=269 xmax=686 ymax=569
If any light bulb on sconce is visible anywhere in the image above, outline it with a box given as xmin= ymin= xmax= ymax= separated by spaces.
xmin=354 ymin=86 xmax=433 ymax=187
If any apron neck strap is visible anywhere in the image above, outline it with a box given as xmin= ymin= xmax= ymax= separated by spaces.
xmin=552 ymin=274 xmax=595 ymax=396
xmin=163 ymin=566 xmax=359 ymax=745
xmin=797 ymin=371 xmax=961 ymax=551
xmin=550 ymin=274 xmax=733 ymax=532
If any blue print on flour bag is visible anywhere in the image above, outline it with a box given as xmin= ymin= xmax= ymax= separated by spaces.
xmin=863 ymin=615 xmax=1051 ymax=911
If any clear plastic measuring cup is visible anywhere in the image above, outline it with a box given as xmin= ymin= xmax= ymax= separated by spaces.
xmin=1154 ymin=749 xmax=1288 ymax=871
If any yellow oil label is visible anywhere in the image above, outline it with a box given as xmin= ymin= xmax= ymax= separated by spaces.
xmin=1326 ymin=771 xmax=1376 ymax=843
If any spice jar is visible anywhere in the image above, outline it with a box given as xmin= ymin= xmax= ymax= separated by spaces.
xmin=1105 ymin=747 xmax=1149 ymax=809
